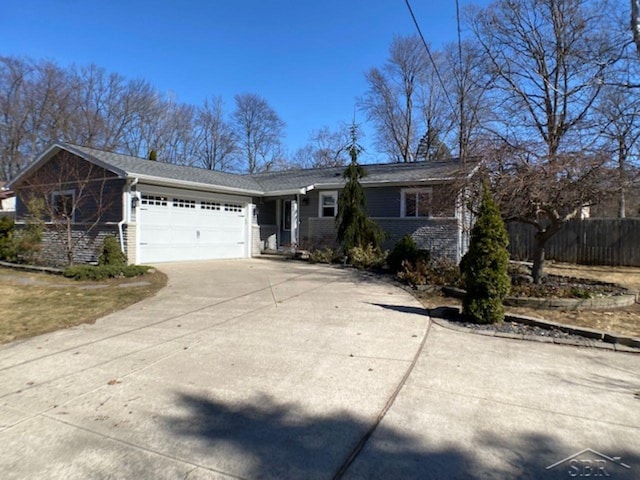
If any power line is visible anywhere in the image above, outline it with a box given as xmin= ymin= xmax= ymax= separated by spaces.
xmin=455 ymin=0 xmax=466 ymax=162
xmin=404 ymin=0 xmax=456 ymax=113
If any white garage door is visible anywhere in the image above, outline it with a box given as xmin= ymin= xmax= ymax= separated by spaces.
xmin=138 ymin=192 xmax=249 ymax=263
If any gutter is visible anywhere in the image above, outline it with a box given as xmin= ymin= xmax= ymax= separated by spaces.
xmin=261 ymin=185 xmax=315 ymax=197
xmin=118 ymin=177 xmax=139 ymax=254
xmin=131 ymin=173 xmax=263 ymax=196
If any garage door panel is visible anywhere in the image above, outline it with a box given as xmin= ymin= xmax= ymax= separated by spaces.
xmin=138 ymin=193 xmax=249 ymax=263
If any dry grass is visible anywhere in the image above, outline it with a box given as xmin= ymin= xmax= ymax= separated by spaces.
xmin=0 ymin=267 xmax=167 ymax=344
xmin=415 ymin=263 xmax=640 ymax=339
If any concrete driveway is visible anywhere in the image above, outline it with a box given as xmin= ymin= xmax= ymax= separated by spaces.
xmin=0 ymin=259 xmax=638 ymax=479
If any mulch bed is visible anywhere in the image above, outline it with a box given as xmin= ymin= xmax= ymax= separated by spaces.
xmin=510 ymin=275 xmax=628 ymax=299
xmin=451 ymin=318 xmax=589 ymax=341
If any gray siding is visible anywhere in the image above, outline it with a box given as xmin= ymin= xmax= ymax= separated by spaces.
xmin=255 ymin=198 xmax=277 ymax=224
xmin=14 ymin=151 xmax=124 ymax=223
xmin=298 ymin=186 xmax=461 ymax=260
xmin=364 ymin=187 xmax=400 ymax=217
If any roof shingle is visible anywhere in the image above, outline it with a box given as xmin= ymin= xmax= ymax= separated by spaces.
xmin=15 ymin=143 xmax=478 ymax=196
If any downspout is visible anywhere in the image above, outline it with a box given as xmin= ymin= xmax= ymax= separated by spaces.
xmin=118 ymin=177 xmax=139 ymax=254
xmin=295 ymin=193 xmax=300 ymax=249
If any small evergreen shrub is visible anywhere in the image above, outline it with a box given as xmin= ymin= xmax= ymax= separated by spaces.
xmin=63 ymin=264 xmax=151 ymax=281
xmin=0 ymin=216 xmax=17 ymax=261
xmin=17 ymin=198 xmax=44 ymax=264
xmin=309 ymin=247 xmax=336 ymax=264
xmin=427 ymin=258 xmax=462 ymax=287
xmin=387 ymin=234 xmax=430 ymax=273
xmin=99 ymin=235 xmax=127 ymax=266
xmin=397 ymin=259 xmax=429 ymax=286
xmin=0 ymin=210 xmax=44 ymax=264
xmin=460 ymin=186 xmax=510 ymax=324
xmin=348 ymin=244 xmax=388 ymax=270
xmin=568 ymin=286 xmax=591 ymax=299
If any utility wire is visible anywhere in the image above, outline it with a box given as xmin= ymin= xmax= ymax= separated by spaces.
xmin=404 ymin=0 xmax=456 ymax=113
xmin=455 ymin=0 xmax=467 ymax=163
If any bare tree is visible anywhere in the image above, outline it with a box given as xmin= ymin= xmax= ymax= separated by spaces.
xmin=595 ymin=80 xmax=640 ymax=218
xmin=414 ymin=50 xmax=454 ymax=162
xmin=158 ymin=102 xmax=199 ymax=166
xmin=121 ymin=90 xmax=168 ymax=159
xmin=0 ymin=56 xmax=32 ymax=180
xmin=362 ymin=36 xmax=429 ymax=162
xmin=633 ymin=0 xmax=640 ymax=54
xmin=441 ymin=40 xmax=495 ymax=162
xmin=194 ymin=96 xmax=237 ymax=171
xmin=469 ymin=0 xmax=626 ymax=282
xmin=232 ymin=93 xmax=286 ymax=173
xmin=292 ymin=125 xmax=351 ymax=169
xmin=18 ymin=151 xmax=120 ymax=266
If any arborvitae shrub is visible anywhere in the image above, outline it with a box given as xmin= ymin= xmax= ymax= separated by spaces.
xmin=460 ymin=186 xmax=510 ymax=324
xmin=98 ymin=235 xmax=127 ymax=266
xmin=336 ymin=125 xmax=385 ymax=260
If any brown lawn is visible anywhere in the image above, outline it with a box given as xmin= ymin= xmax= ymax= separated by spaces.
xmin=0 ymin=267 xmax=167 ymax=344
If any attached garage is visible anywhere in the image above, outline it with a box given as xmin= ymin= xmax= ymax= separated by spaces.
xmin=136 ymin=187 xmax=253 ymax=264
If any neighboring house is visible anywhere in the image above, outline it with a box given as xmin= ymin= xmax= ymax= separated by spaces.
xmin=7 ymin=143 xmax=479 ymax=266
xmin=0 ymin=182 xmax=16 ymax=216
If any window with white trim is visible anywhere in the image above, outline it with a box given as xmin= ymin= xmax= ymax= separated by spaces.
xmin=141 ymin=195 xmax=168 ymax=206
xmin=319 ymin=191 xmax=338 ymax=217
xmin=52 ymin=190 xmax=75 ymax=222
xmin=401 ymin=188 xmax=432 ymax=218
xmin=173 ymin=198 xmax=196 ymax=209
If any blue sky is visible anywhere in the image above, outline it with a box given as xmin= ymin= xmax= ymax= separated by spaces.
xmin=1 ymin=0 xmax=489 ymax=162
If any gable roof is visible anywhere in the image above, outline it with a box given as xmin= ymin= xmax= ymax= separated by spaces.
xmin=8 ymin=143 xmax=264 ymax=196
xmin=8 ymin=143 xmax=480 ymax=196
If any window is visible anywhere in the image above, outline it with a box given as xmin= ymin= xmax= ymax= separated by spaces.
xmin=201 ymin=201 xmax=221 ymax=211
xmin=319 ymin=191 xmax=338 ymax=217
xmin=52 ymin=190 xmax=75 ymax=221
xmin=141 ymin=195 xmax=168 ymax=206
xmin=402 ymin=188 xmax=432 ymax=218
xmin=173 ymin=198 xmax=196 ymax=208
xmin=224 ymin=203 xmax=243 ymax=213
xmin=283 ymin=200 xmax=292 ymax=231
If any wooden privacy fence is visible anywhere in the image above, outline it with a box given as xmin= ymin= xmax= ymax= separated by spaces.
xmin=507 ymin=219 xmax=640 ymax=267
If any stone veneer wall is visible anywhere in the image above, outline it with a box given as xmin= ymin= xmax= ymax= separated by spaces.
xmin=377 ymin=218 xmax=460 ymax=262
xmin=36 ymin=224 xmax=121 ymax=267
xmin=305 ymin=218 xmax=338 ymax=249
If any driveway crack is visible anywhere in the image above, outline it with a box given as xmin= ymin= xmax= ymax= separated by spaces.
xmin=331 ymin=317 xmax=433 ymax=479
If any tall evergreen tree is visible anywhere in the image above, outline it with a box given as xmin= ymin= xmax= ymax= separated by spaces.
xmin=460 ymin=185 xmax=510 ymax=324
xmin=336 ymin=126 xmax=383 ymax=255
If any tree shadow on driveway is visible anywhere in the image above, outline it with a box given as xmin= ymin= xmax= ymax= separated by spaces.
xmin=161 ymin=392 xmax=639 ymax=479
xmin=163 ymin=391 xmax=469 ymax=479
xmin=368 ymin=303 xmax=428 ymax=316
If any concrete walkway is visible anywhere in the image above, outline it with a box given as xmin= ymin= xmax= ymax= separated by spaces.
xmin=345 ymin=324 xmax=640 ymax=479
xmin=0 ymin=259 xmax=638 ymax=479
